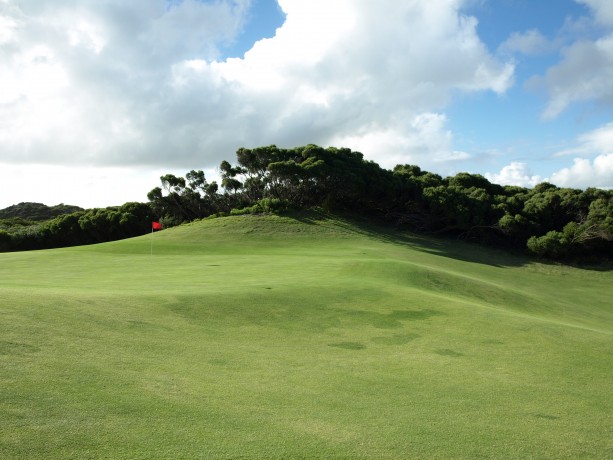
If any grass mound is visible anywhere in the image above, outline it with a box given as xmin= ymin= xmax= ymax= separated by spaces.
xmin=1 ymin=212 xmax=612 ymax=458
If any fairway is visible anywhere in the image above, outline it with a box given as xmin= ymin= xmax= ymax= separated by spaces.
xmin=1 ymin=213 xmax=612 ymax=458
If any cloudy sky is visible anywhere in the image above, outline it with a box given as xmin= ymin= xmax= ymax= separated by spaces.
xmin=1 ymin=0 xmax=613 ymax=209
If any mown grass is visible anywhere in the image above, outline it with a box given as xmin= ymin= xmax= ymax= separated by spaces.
xmin=1 ymin=212 xmax=612 ymax=458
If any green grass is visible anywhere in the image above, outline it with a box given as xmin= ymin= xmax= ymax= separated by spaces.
xmin=1 ymin=212 xmax=612 ymax=458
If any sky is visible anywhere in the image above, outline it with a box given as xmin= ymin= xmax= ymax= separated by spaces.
xmin=1 ymin=0 xmax=613 ymax=209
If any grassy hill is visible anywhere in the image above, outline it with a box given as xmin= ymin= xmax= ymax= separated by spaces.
xmin=1 ymin=212 xmax=612 ymax=458
xmin=0 ymin=202 xmax=83 ymax=221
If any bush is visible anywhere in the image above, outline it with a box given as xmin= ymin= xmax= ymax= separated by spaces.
xmin=527 ymin=231 xmax=570 ymax=259
xmin=160 ymin=215 xmax=183 ymax=229
xmin=257 ymin=198 xmax=290 ymax=213
xmin=230 ymin=198 xmax=290 ymax=216
xmin=0 ymin=229 xmax=11 ymax=251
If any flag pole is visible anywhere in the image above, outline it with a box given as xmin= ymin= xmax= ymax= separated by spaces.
xmin=151 ymin=221 xmax=163 ymax=255
xmin=151 ymin=222 xmax=162 ymax=256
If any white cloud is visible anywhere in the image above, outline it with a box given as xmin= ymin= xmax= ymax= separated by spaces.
xmin=0 ymin=13 xmax=18 ymax=44
xmin=554 ymin=121 xmax=613 ymax=157
xmin=538 ymin=34 xmax=613 ymax=119
xmin=529 ymin=1 xmax=613 ymax=118
xmin=332 ymin=112 xmax=471 ymax=171
xmin=0 ymin=163 xmax=160 ymax=209
xmin=550 ymin=154 xmax=613 ymax=189
xmin=0 ymin=0 xmax=254 ymax=167
xmin=546 ymin=122 xmax=613 ymax=189
xmin=486 ymin=162 xmax=542 ymax=188
xmin=0 ymin=0 xmax=513 ymax=174
xmin=0 ymin=162 xmax=221 ymax=209
xmin=499 ymin=29 xmax=558 ymax=56
xmin=577 ymin=0 xmax=613 ymax=26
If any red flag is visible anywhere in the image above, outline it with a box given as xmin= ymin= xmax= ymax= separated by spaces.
xmin=152 ymin=221 xmax=162 ymax=230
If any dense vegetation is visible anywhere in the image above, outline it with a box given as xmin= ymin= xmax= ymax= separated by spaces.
xmin=0 ymin=202 xmax=152 ymax=252
xmin=148 ymin=145 xmax=613 ymax=262
xmin=1 ymin=144 xmax=611 ymax=261
xmin=0 ymin=202 xmax=82 ymax=221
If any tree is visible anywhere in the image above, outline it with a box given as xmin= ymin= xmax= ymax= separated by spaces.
xmin=138 ymin=145 xmax=613 ymax=263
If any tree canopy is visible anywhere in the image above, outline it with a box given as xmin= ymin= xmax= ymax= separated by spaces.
xmin=0 ymin=202 xmax=83 ymax=221
xmin=1 ymin=145 xmax=611 ymax=262
xmin=0 ymin=202 xmax=153 ymax=252
xmin=144 ymin=145 xmax=612 ymax=262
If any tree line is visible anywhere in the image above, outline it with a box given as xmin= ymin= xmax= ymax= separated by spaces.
xmin=0 ymin=202 xmax=83 ymax=221
xmin=147 ymin=145 xmax=613 ymax=262
xmin=1 ymin=144 xmax=611 ymax=261
xmin=0 ymin=202 xmax=152 ymax=252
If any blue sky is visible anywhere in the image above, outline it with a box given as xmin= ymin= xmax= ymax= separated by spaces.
xmin=450 ymin=0 xmax=611 ymax=179
xmin=222 ymin=0 xmax=285 ymax=58
xmin=0 ymin=0 xmax=612 ymax=208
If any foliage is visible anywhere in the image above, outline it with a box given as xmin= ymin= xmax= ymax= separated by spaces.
xmin=230 ymin=198 xmax=291 ymax=216
xmin=1 ymin=202 xmax=153 ymax=251
xmin=0 ymin=202 xmax=83 ymax=221
xmin=147 ymin=145 xmax=612 ymax=262
xmin=3 ymin=145 xmax=611 ymax=262
xmin=147 ymin=170 xmax=220 ymax=225
xmin=0 ymin=229 xmax=11 ymax=251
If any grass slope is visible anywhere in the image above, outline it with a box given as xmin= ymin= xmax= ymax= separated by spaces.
xmin=1 ymin=212 xmax=612 ymax=459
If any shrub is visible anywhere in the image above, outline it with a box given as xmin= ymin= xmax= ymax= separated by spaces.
xmin=0 ymin=229 xmax=11 ymax=251
xmin=527 ymin=231 xmax=570 ymax=259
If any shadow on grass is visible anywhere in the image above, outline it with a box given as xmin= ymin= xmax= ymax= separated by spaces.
xmin=291 ymin=209 xmax=525 ymax=268
xmin=290 ymin=209 xmax=613 ymax=271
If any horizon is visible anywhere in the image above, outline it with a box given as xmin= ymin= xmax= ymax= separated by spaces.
xmin=1 ymin=0 xmax=612 ymax=209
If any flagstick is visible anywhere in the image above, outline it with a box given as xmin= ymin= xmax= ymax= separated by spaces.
xmin=150 ymin=222 xmax=162 ymax=256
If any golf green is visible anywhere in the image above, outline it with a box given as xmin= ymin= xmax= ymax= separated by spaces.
xmin=1 ymin=213 xmax=612 ymax=458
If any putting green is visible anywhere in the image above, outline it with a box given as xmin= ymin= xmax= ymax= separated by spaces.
xmin=1 ymin=213 xmax=612 ymax=458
